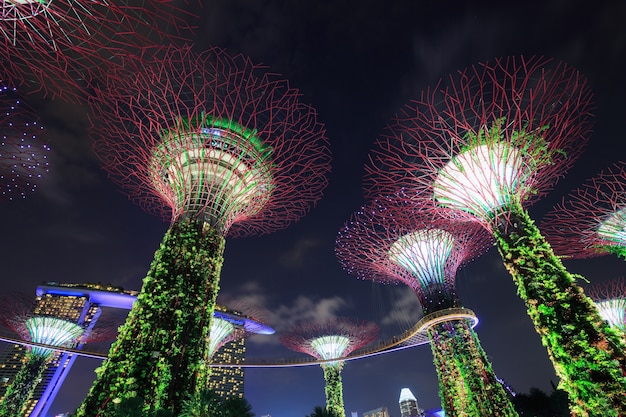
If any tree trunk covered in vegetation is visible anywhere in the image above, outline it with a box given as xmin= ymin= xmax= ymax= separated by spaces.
xmin=77 ymin=218 xmax=226 ymax=416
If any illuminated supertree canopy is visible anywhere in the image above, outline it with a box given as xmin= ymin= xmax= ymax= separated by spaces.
xmin=363 ymin=55 xmax=626 ymax=416
xmin=280 ymin=318 xmax=379 ymax=417
xmin=542 ymin=161 xmax=626 ymax=260
xmin=0 ymin=296 xmax=86 ymax=417
xmin=336 ymin=195 xmax=517 ymax=417
xmin=586 ymin=277 xmax=626 ymax=334
xmin=77 ymin=45 xmax=330 ymax=416
xmin=0 ymin=84 xmax=48 ymax=201
xmin=0 ymin=0 xmax=197 ymax=100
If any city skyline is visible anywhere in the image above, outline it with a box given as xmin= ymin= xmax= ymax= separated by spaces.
xmin=1 ymin=1 xmax=625 ymax=416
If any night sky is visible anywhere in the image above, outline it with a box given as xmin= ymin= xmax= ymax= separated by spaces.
xmin=1 ymin=1 xmax=626 ymax=416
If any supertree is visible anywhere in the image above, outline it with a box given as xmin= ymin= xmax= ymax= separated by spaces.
xmin=0 ymin=294 xmax=115 ymax=416
xmin=586 ymin=277 xmax=626 ymax=335
xmin=336 ymin=195 xmax=517 ymax=417
xmin=77 ymin=45 xmax=330 ymax=415
xmin=280 ymin=317 xmax=379 ymax=417
xmin=0 ymin=0 xmax=197 ymax=101
xmin=541 ymin=161 xmax=626 ymax=260
xmin=0 ymin=84 xmax=48 ymax=200
xmin=199 ymin=303 xmax=275 ymax=388
xmin=363 ymin=55 xmax=626 ymax=416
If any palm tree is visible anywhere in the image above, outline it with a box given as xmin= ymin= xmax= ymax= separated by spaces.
xmin=223 ymin=397 xmax=254 ymax=417
xmin=179 ymin=389 xmax=224 ymax=417
xmin=307 ymin=405 xmax=340 ymax=417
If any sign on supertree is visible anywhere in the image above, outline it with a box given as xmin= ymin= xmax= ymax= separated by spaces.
xmin=0 ymin=84 xmax=48 ymax=201
xmin=586 ymin=277 xmax=626 ymax=335
xmin=280 ymin=317 xmax=379 ymax=417
xmin=78 ymin=45 xmax=331 ymax=415
xmin=542 ymin=161 xmax=626 ymax=260
xmin=363 ymin=55 xmax=626 ymax=416
xmin=0 ymin=0 xmax=197 ymax=101
xmin=336 ymin=195 xmax=517 ymax=417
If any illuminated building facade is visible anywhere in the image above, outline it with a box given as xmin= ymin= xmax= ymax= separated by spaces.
xmin=208 ymin=337 xmax=246 ymax=398
xmin=364 ymin=406 xmax=390 ymax=417
xmin=399 ymin=388 xmax=425 ymax=417
xmin=0 ymin=282 xmax=136 ymax=417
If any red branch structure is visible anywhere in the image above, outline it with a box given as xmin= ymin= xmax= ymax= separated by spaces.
xmin=362 ymin=56 xmax=626 ymax=417
xmin=0 ymin=84 xmax=48 ymax=201
xmin=586 ymin=277 xmax=626 ymax=334
xmin=336 ymin=195 xmax=517 ymax=416
xmin=364 ymin=56 xmax=593 ymax=232
xmin=542 ymin=161 xmax=626 ymax=260
xmin=0 ymin=1 xmax=198 ymax=101
xmin=78 ymin=44 xmax=330 ymax=415
xmin=336 ymin=196 xmax=490 ymax=312
xmin=89 ymin=44 xmax=331 ymax=237
xmin=280 ymin=318 xmax=379 ymax=417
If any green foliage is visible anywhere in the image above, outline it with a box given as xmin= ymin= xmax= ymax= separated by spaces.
xmin=428 ymin=320 xmax=518 ymax=417
xmin=494 ymin=203 xmax=626 ymax=416
xmin=180 ymin=389 xmax=225 ymax=417
xmin=223 ymin=397 xmax=255 ymax=417
xmin=463 ymin=117 xmax=553 ymax=171
xmin=512 ymin=386 xmax=570 ymax=417
xmin=179 ymin=389 xmax=255 ymax=417
xmin=0 ymin=352 xmax=47 ymax=416
xmin=306 ymin=405 xmax=341 ymax=417
xmin=603 ymin=243 xmax=626 ymax=261
xmin=322 ymin=365 xmax=346 ymax=417
xmin=76 ymin=219 xmax=227 ymax=417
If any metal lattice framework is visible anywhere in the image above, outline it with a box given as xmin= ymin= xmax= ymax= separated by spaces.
xmin=336 ymin=196 xmax=518 ymax=417
xmin=0 ymin=84 xmax=48 ymax=201
xmin=78 ymin=44 xmax=330 ymax=415
xmin=586 ymin=277 xmax=626 ymax=333
xmin=364 ymin=56 xmax=593 ymax=232
xmin=360 ymin=56 xmax=626 ymax=417
xmin=207 ymin=317 xmax=245 ymax=360
xmin=280 ymin=318 xmax=378 ymax=417
xmin=280 ymin=318 xmax=379 ymax=364
xmin=0 ymin=0 xmax=197 ymax=100
xmin=542 ymin=161 xmax=626 ymax=259
xmin=336 ymin=195 xmax=492 ymax=313
xmin=89 ymin=44 xmax=331 ymax=236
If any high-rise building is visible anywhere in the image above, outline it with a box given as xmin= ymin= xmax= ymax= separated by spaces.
xmin=364 ymin=406 xmax=390 ymax=417
xmin=0 ymin=282 xmax=136 ymax=417
xmin=0 ymin=282 xmax=273 ymax=414
xmin=399 ymin=388 xmax=425 ymax=417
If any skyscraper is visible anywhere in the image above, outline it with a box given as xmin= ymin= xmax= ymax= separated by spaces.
xmin=0 ymin=282 xmax=136 ymax=417
xmin=399 ymin=388 xmax=425 ymax=417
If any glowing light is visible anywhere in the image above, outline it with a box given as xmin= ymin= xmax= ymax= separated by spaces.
xmin=597 ymin=208 xmax=626 ymax=247
xmin=150 ymin=120 xmax=274 ymax=229
xmin=595 ymin=299 xmax=626 ymax=332
xmin=388 ymin=229 xmax=454 ymax=287
xmin=433 ymin=143 xmax=528 ymax=220
xmin=25 ymin=317 xmax=84 ymax=357
xmin=310 ymin=335 xmax=351 ymax=361
xmin=1 ymin=1 xmax=51 ymax=20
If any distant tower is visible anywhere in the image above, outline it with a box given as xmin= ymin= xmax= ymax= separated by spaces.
xmin=206 ymin=304 xmax=274 ymax=399
xmin=399 ymin=388 xmax=424 ymax=417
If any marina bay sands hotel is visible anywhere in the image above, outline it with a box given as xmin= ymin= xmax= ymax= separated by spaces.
xmin=0 ymin=282 xmax=272 ymax=417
